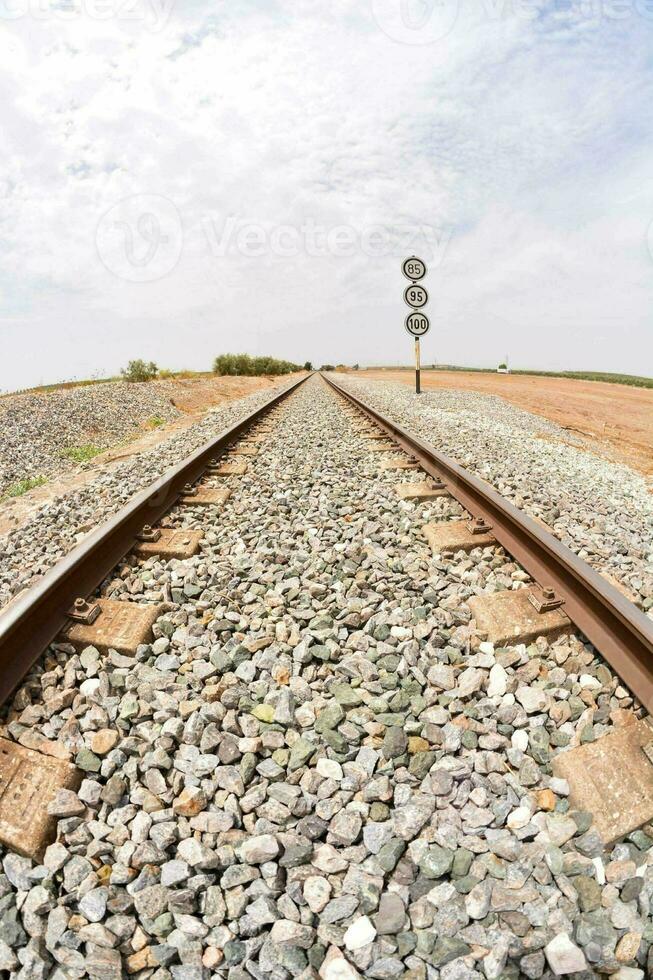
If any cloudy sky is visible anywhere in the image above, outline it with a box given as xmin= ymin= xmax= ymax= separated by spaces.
xmin=1 ymin=0 xmax=652 ymax=390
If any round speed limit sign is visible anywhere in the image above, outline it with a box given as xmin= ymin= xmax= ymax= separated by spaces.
xmin=403 ymin=283 xmax=428 ymax=309
xmin=405 ymin=311 xmax=430 ymax=337
xmin=402 ymin=256 xmax=427 ymax=282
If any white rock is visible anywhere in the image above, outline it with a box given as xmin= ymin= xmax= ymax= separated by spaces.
xmin=427 ymin=663 xmax=455 ymax=690
xmin=478 ymin=641 xmax=495 ymax=656
xmin=177 ymin=838 xmax=218 ymax=869
xmin=456 ymin=666 xmax=485 ymax=697
xmin=343 ymin=915 xmax=376 ymax=951
xmin=511 ymin=730 xmax=529 ymax=752
xmin=425 ymin=881 xmax=456 ymax=909
xmin=465 ymin=879 xmax=492 ymax=919
xmin=269 ymin=920 xmax=315 ymax=948
xmin=548 ymin=777 xmax=570 ymax=796
xmin=304 ymin=876 xmax=332 ymax=913
xmin=78 ymin=779 xmax=102 ymax=806
xmin=43 ymin=842 xmax=69 ymax=873
xmin=487 ymin=663 xmax=508 ymax=697
xmin=579 ymin=674 xmax=601 ymax=689
xmin=238 ymin=834 xmax=279 ymax=864
xmin=317 ymin=758 xmax=344 ymax=781
xmin=80 ymin=678 xmax=100 ymax=698
xmin=545 ymin=813 xmax=577 ymax=846
xmin=507 ymin=806 xmax=532 ymax=830
xmin=312 ymin=843 xmax=348 ymax=873
xmin=516 ymin=686 xmax=548 ymax=714
xmin=483 ymin=934 xmax=511 ymax=980
xmin=544 ymin=934 xmax=587 ymax=975
xmin=295 ymin=704 xmax=315 ymax=727
xmin=319 ymin=946 xmax=363 ymax=979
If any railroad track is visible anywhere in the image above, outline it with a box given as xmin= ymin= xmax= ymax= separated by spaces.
xmin=323 ymin=374 xmax=653 ymax=713
xmin=0 ymin=372 xmax=651 ymax=978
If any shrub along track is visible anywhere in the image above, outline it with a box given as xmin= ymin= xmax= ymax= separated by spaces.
xmin=0 ymin=374 xmax=651 ymax=977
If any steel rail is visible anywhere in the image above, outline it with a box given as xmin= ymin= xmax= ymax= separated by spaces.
xmin=0 ymin=373 xmax=310 ymax=706
xmin=323 ymin=373 xmax=653 ymax=712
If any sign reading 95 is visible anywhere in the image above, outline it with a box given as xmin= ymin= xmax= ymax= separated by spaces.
xmin=403 ymin=284 xmax=428 ymax=309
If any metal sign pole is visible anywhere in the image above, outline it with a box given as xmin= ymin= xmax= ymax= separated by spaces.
xmin=415 ymin=338 xmax=421 ymax=394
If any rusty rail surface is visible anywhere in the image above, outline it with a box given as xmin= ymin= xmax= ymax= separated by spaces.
xmin=323 ymin=373 xmax=653 ymax=712
xmin=0 ymin=373 xmax=310 ymax=706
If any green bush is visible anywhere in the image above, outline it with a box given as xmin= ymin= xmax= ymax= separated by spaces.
xmin=304 ymin=361 xmax=313 ymax=371
xmin=212 ymin=354 xmax=301 ymax=376
xmin=121 ymin=360 xmax=158 ymax=382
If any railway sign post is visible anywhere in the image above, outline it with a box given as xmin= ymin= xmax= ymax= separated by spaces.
xmin=403 ymin=283 xmax=428 ymax=309
xmin=402 ymin=256 xmax=427 ymax=282
xmin=405 ymin=311 xmax=430 ymax=337
xmin=402 ymin=256 xmax=429 ymax=394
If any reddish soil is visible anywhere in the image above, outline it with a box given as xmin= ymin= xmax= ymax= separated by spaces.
xmin=354 ymin=370 xmax=653 ymax=477
xmin=155 ymin=374 xmax=282 ymax=413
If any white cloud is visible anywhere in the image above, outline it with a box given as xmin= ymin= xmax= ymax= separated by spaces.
xmin=0 ymin=0 xmax=652 ymax=388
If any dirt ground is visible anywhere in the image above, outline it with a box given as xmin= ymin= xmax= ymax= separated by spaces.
xmin=155 ymin=374 xmax=281 ymax=413
xmin=354 ymin=370 xmax=653 ymax=477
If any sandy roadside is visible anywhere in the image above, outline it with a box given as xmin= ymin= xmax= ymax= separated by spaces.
xmin=353 ymin=370 xmax=653 ymax=477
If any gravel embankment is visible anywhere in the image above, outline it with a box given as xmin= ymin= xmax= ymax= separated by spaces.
xmin=0 ymin=383 xmax=180 ymax=496
xmin=0 ymin=376 xmax=651 ymax=978
xmin=0 ymin=382 xmax=291 ymax=609
xmin=331 ymin=374 xmax=653 ymax=614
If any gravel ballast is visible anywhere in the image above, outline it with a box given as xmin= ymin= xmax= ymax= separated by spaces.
xmin=330 ymin=373 xmax=653 ymax=615
xmin=0 ymin=382 xmax=292 ymax=609
xmin=0 ymin=376 xmax=652 ymax=978
xmin=0 ymin=382 xmax=181 ymax=497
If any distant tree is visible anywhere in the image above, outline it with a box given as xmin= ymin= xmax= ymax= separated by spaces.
xmin=498 ymin=363 xmax=507 ymax=370
xmin=320 ymin=364 xmax=335 ymax=371
xmin=121 ymin=359 xmax=158 ymax=382
xmin=304 ymin=361 xmax=313 ymax=371
xmin=352 ymin=364 xmax=359 ymax=370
